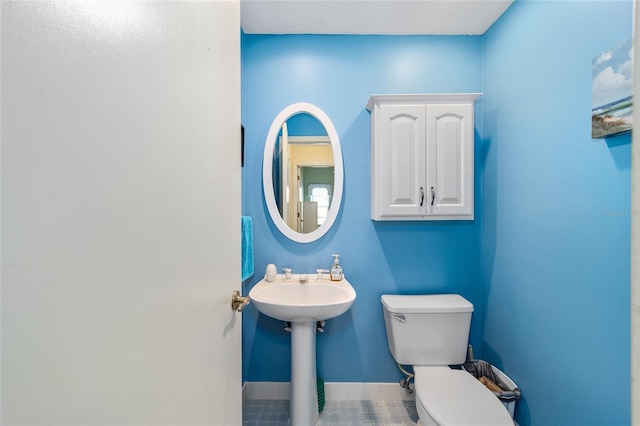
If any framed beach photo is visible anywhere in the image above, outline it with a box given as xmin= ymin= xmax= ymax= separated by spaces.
xmin=592 ymin=38 xmax=633 ymax=139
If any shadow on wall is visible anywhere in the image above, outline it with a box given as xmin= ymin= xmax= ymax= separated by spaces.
xmin=604 ymin=131 xmax=631 ymax=170
xmin=482 ymin=343 xmax=531 ymax=425
xmin=316 ymin=309 xmax=366 ymax=382
xmin=479 ymin=106 xmax=499 ymax=329
xmin=480 ymin=106 xmax=534 ymax=426
xmin=246 ymin=313 xmax=293 ymax=382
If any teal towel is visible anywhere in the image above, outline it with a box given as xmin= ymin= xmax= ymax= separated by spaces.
xmin=241 ymin=216 xmax=254 ymax=281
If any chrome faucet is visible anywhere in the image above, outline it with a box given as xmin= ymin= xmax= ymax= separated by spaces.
xmin=281 ymin=267 xmax=292 ymax=280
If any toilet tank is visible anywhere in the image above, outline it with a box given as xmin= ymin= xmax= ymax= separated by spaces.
xmin=381 ymin=294 xmax=473 ymax=366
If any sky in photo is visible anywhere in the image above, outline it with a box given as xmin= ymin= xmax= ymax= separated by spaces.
xmin=592 ymin=37 xmax=632 ymax=109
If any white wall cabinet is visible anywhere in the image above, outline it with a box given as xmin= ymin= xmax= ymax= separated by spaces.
xmin=367 ymin=94 xmax=480 ymax=221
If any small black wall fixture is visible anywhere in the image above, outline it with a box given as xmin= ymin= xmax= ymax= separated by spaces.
xmin=241 ymin=125 xmax=245 ymax=167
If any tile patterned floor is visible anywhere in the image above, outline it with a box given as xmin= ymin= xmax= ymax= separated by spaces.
xmin=243 ymin=399 xmax=418 ymax=425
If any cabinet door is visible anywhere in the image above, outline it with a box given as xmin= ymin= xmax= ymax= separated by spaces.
xmin=374 ymin=104 xmax=426 ymax=218
xmin=426 ymin=103 xmax=474 ymax=218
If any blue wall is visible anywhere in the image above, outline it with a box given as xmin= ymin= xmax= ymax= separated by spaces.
xmin=241 ymin=1 xmax=633 ymax=424
xmin=482 ymin=1 xmax=632 ymax=425
xmin=241 ymin=35 xmax=484 ymax=383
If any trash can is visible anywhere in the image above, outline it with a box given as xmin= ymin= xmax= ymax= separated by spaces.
xmin=491 ymin=365 xmax=519 ymax=418
xmin=463 ymin=359 xmax=521 ymax=418
xmin=317 ymin=377 xmax=325 ymax=412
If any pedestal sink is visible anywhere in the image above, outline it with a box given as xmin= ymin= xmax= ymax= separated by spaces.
xmin=249 ymin=275 xmax=356 ymax=426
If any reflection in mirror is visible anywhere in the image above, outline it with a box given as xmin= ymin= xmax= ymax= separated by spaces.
xmin=272 ymin=113 xmax=334 ymax=233
xmin=263 ymin=103 xmax=343 ymax=244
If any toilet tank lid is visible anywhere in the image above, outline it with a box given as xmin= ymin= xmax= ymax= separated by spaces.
xmin=381 ymin=294 xmax=473 ymax=314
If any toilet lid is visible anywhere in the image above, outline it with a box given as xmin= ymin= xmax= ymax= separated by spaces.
xmin=414 ymin=366 xmax=514 ymax=426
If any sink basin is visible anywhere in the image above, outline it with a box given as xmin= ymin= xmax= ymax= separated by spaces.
xmin=249 ymin=274 xmax=356 ymax=425
xmin=249 ymin=276 xmax=356 ymax=322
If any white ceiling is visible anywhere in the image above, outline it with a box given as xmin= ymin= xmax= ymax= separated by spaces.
xmin=241 ymin=0 xmax=514 ymax=35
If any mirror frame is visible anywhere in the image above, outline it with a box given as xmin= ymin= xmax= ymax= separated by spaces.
xmin=262 ymin=102 xmax=343 ymax=243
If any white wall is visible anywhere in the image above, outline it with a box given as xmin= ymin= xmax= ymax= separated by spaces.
xmin=1 ymin=2 xmax=241 ymax=424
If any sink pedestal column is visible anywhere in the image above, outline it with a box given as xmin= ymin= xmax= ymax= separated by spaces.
xmin=290 ymin=321 xmax=318 ymax=426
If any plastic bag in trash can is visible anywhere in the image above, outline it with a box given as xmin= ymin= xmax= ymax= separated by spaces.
xmin=463 ymin=359 xmax=521 ymax=403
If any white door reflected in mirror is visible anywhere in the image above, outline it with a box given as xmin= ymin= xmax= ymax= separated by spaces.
xmin=276 ymin=132 xmax=334 ymax=233
xmin=263 ymin=103 xmax=343 ymax=243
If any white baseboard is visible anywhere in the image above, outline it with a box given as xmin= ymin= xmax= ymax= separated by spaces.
xmin=242 ymin=381 xmax=415 ymax=402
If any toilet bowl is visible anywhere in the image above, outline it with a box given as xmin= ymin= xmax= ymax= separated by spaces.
xmin=381 ymin=294 xmax=514 ymax=426
xmin=414 ymin=366 xmax=513 ymax=425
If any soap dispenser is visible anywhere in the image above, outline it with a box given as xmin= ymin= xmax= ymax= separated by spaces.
xmin=330 ymin=254 xmax=343 ymax=281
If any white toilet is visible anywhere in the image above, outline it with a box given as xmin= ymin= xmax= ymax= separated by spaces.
xmin=381 ymin=294 xmax=514 ymax=426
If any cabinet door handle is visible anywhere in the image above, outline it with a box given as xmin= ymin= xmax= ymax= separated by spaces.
xmin=430 ymin=186 xmax=435 ymax=206
xmin=420 ymin=187 xmax=425 ymax=207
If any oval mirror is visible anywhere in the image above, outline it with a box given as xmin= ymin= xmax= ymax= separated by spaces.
xmin=263 ymin=103 xmax=343 ymax=243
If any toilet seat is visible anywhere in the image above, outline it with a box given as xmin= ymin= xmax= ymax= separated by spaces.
xmin=413 ymin=366 xmax=514 ymax=426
